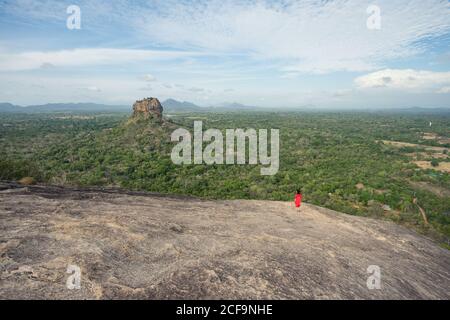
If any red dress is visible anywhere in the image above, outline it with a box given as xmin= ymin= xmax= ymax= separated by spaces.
xmin=295 ymin=193 xmax=302 ymax=208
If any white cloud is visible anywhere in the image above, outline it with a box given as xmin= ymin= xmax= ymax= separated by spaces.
xmin=355 ymin=69 xmax=450 ymax=91
xmin=40 ymin=62 xmax=56 ymax=69
xmin=85 ymin=86 xmax=101 ymax=92
xmin=136 ymin=0 xmax=450 ymax=74
xmin=188 ymin=87 xmax=204 ymax=93
xmin=436 ymin=86 xmax=450 ymax=94
xmin=332 ymin=89 xmax=353 ymax=98
xmin=0 ymin=48 xmax=204 ymax=71
xmin=142 ymin=74 xmax=157 ymax=82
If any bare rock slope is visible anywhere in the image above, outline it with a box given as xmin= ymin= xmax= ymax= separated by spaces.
xmin=0 ymin=183 xmax=449 ymax=299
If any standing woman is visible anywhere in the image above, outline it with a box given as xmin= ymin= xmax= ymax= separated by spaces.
xmin=295 ymin=189 xmax=302 ymax=211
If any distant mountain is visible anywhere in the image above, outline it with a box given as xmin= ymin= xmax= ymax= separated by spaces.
xmin=387 ymin=107 xmax=450 ymax=115
xmin=2 ymin=101 xmax=448 ymax=115
xmin=161 ymin=99 xmax=203 ymax=112
xmin=0 ymin=102 xmax=128 ymax=113
xmin=0 ymin=100 xmax=206 ymax=114
xmin=0 ymin=103 xmax=20 ymax=112
xmin=26 ymin=103 xmax=129 ymax=113
xmin=0 ymin=100 xmax=262 ymax=114
xmin=212 ymin=102 xmax=259 ymax=111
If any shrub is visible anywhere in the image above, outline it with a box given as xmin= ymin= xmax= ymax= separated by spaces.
xmin=430 ymin=159 xmax=439 ymax=167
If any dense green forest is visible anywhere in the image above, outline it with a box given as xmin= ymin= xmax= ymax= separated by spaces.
xmin=0 ymin=111 xmax=449 ymax=247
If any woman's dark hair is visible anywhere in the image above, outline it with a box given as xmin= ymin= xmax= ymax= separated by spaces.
xmin=296 ymin=189 xmax=301 ymax=194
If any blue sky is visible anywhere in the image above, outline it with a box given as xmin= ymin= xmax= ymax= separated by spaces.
xmin=0 ymin=0 xmax=450 ymax=108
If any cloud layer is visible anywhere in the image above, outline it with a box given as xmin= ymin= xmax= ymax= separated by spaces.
xmin=2 ymin=0 xmax=450 ymax=74
xmin=0 ymin=48 xmax=203 ymax=71
xmin=136 ymin=0 xmax=450 ymax=73
xmin=355 ymin=69 xmax=450 ymax=92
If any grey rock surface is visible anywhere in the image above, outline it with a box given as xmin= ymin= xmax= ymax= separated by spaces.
xmin=0 ymin=183 xmax=449 ymax=299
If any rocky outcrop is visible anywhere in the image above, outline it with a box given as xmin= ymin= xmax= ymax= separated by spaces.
xmin=132 ymin=97 xmax=163 ymax=119
xmin=1 ymin=183 xmax=449 ymax=299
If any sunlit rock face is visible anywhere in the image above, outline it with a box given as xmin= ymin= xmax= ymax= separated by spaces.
xmin=132 ymin=97 xmax=163 ymax=119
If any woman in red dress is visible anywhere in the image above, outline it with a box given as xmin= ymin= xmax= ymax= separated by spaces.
xmin=295 ymin=189 xmax=302 ymax=211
